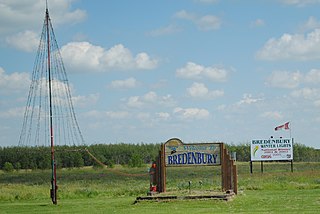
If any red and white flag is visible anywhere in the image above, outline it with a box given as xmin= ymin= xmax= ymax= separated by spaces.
xmin=275 ymin=122 xmax=290 ymax=131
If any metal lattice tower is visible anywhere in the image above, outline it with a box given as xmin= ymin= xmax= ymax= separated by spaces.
xmin=18 ymin=3 xmax=85 ymax=204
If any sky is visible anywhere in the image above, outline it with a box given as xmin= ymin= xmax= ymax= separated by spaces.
xmin=1 ymin=0 xmax=320 ymax=149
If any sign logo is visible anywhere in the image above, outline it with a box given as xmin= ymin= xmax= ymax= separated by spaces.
xmin=253 ymin=145 xmax=259 ymax=157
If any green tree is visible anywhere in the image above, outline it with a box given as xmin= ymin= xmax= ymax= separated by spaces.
xmin=73 ymin=152 xmax=84 ymax=168
xmin=128 ymin=153 xmax=143 ymax=168
xmin=14 ymin=162 xmax=21 ymax=170
xmin=3 ymin=162 xmax=14 ymax=172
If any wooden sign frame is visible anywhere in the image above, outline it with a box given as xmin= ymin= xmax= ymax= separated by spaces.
xmin=155 ymin=138 xmax=237 ymax=194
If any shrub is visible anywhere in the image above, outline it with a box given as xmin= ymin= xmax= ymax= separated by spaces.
xmin=106 ymin=159 xmax=115 ymax=168
xmin=14 ymin=162 xmax=21 ymax=170
xmin=128 ymin=154 xmax=143 ymax=168
xmin=3 ymin=162 xmax=14 ymax=172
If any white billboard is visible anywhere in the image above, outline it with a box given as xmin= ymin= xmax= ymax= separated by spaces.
xmin=251 ymin=138 xmax=293 ymax=161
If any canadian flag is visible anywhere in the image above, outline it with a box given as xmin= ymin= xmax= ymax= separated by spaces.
xmin=275 ymin=122 xmax=290 ymax=131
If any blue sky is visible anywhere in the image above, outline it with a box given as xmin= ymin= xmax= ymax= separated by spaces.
xmin=1 ymin=0 xmax=320 ymax=148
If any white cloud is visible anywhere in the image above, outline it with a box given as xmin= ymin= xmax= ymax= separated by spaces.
xmin=299 ymin=17 xmax=320 ymax=32
xmin=173 ymin=107 xmax=210 ymax=120
xmin=175 ymin=10 xmax=196 ymax=20
xmin=156 ymin=112 xmax=171 ymax=121
xmin=72 ymin=94 xmax=99 ymax=108
xmin=6 ymin=30 xmax=39 ymax=52
xmin=151 ymin=79 xmax=168 ymax=89
xmin=0 ymin=0 xmax=86 ymax=36
xmin=144 ymin=91 xmax=158 ymax=102
xmin=0 ymin=107 xmax=25 ymax=118
xmin=61 ymin=41 xmax=103 ymax=71
xmin=136 ymin=112 xmax=151 ymax=121
xmin=84 ymin=110 xmax=130 ymax=119
xmin=305 ymin=69 xmax=320 ymax=83
xmin=84 ymin=109 xmax=172 ymax=124
xmin=55 ymin=7 xmax=86 ymax=26
xmin=291 ymin=87 xmax=320 ymax=99
xmin=203 ymin=66 xmax=229 ymax=81
xmin=106 ymin=111 xmax=130 ymax=119
xmin=135 ymin=52 xmax=158 ymax=69
xmin=251 ymin=19 xmax=265 ymax=28
xmin=187 ymin=82 xmax=208 ymax=97
xmin=261 ymin=111 xmax=284 ymax=120
xmin=266 ymin=69 xmax=320 ymax=89
xmin=217 ymin=104 xmax=226 ymax=111
xmin=103 ymin=44 xmax=134 ymax=68
xmin=29 ymin=78 xmax=78 ymax=108
xmin=256 ymin=29 xmax=320 ymax=61
xmin=0 ymin=67 xmax=30 ymax=93
xmin=176 ymin=62 xmax=203 ymax=79
xmin=176 ymin=62 xmax=228 ymax=82
xmin=280 ymin=0 xmax=320 ymax=6
xmin=197 ymin=15 xmax=221 ymax=31
xmin=109 ymin=78 xmax=138 ymax=89
xmin=175 ymin=10 xmax=221 ymax=31
xmin=195 ymin=0 xmax=219 ymax=4
xmin=127 ymin=96 xmax=144 ymax=108
xmin=314 ymin=100 xmax=320 ymax=107
xmin=266 ymin=70 xmax=302 ymax=89
xmin=61 ymin=42 xmax=158 ymax=72
xmin=45 ymin=78 xmax=74 ymax=96
xmin=187 ymin=82 xmax=224 ymax=99
xmin=22 ymin=77 xmax=89 ymax=109
xmin=126 ymin=91 xmax=175 ymax=108
xmin=291 ymin=87 xmax=320 ymax=107
xmin=148 ymin=24 xmax=182 ymax=37
xmin=237 ymin=94 xmax=264 ymax=105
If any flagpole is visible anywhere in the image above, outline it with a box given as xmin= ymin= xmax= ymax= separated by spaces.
xmin=290 ymin=121 xmax=293 ymax=173
xmin=289 ymin=121 xmax=292 ymax=140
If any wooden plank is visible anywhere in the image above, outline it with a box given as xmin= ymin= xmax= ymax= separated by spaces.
xmin=134 ymin=193 xmax=235 ymax=204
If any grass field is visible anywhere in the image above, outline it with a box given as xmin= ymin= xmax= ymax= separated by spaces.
xmin=0 ymin=162 xmax=320 ymax=213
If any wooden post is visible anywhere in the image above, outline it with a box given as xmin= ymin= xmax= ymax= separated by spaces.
xmin=291 ymin=160 xmax=293 ymax=173
xmin=220 ymin=143 xmax=238 ymax=194
xmin=226 ymin=149 xmax=231 ymax=190
xmin=233 ymin=162 xmax=238 ymax=194
xmin=222 ymin=146 xmax=232 ymax=191
xmin=159 ymin=143 xmax=166 ymax=192
xmin=229 ymin=159 xmax=233 ymax=191
xmin=250 ymin=161 xmax=253 ymax=174
xmin=156 ymin=150 xmax=161 ymax=192
xmin=261 ymin=161 xmax=264 ymax=173
xmin=221 ymin=144 xmax=226 ymax=191
xmin=220 ymin=143 xmax=224 ymax=191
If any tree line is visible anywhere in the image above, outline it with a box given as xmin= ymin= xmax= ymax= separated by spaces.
xmin=0 ymin=143 xmax=319 ymax=171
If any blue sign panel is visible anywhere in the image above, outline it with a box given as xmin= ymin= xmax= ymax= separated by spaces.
xmin=164 ymin=138 xmax=221 ymax=167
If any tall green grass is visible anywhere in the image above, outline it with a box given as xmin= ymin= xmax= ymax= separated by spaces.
xmin=1 ymin=162 xmax=320 ymax=201
xmin=0 ymin=162 xmax=320 ymax=213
